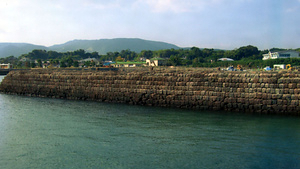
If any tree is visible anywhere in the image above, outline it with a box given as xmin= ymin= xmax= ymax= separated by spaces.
xmin=73 ymin=61 xmax=79 ymax=67
xmin=106 ymin=52 xmax=115 ymax=61
xmin=73 ymin=49 xmax=86 ymax=58
xmin=233 ymin=45 xmax=259 ymax=60
xmin=202 ymin=48 xmax=214 ymax=58
xmin=54 ymin=59 xmax=60 ymax=65
xmin=188 ymin=47 xmax=202 ymax=60
xmin=169 ymin=55 xmax=182 ymax=66
xmin=139 ymin=50 xmax=153 ymax=59
xmin=91 ymin=52 xmax=100 ymax=58
xmin=224 ymin=50 xmax=235 ymax=59
xmin=115 ymin=56 xmax=125 ymax=62
xmin=16 ymin=61 xmax=23 ymax=68
xmin=29 ymin=50 xmax=48 ymax=60
xmin=48 ymin=51 xmax=61 ymax=59
xmin=66 ymin=57 xmax=73 ymax=67
xmin=60 ymin=61 xmax=67 ymax=68
xmin=30 ymin=62 xmax=36 ymax=68
xmin=84 ymin=61 xmax=91 ymax=67
xmin=119 ymin=49 xmax=137 ymax=61
xmin=37 ymin=59 xmax=42 ymax=67
xmin=157 ymin=49 xmax=179 ymax=58
xmin=25 ymin=61 xmax=30 ymax=68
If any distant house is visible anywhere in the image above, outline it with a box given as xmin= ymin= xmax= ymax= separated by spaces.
xmin=112 ymin=62 xmax=146 ymax=68
xmin=0 ymin=63 xmax=12 ymax=69
xmin=218 ymin=58 xmax=234 ymax=61
xmin=263 ymin=50 xmax=300 ymax=60
xmin=146 ymin=58 xmax=167 ymax=66
xmin=43 ymin=62 xmax=48 ymax=68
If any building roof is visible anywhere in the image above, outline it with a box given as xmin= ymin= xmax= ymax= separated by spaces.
xmin=150 ymin=57 xmax=166 ymax=61
xmin=114 ymin=62 xmax=146 ymax=65
xmin=103 ymin=62 xmax=115 ymax=66
xmin=269 ymin=50 xmax=299 ymax=54
xmin=218 ymin=58 xmax=234 ymax=61
xmin=278 ymin=50 xmax=299 ymax=54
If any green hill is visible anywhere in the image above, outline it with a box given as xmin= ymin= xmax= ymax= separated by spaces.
xmin=49 ymin=38 xmax=180 ymax=54
xmin=0 ymin=38 xmax=180 ymax=58
xmin=0 ymin=43 xmax=47 ymax=58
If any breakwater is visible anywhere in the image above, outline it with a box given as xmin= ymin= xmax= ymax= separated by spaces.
xmin=0 ymin=69 xmax=12 ymax=75
xmin=0 ymin=68 xmax=299 ymax=115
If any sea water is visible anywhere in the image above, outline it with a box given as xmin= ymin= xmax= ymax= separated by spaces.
xmin=0 ymin=76 xmax=300 ymax=169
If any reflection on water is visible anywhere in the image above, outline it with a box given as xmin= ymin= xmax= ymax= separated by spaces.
xmin=0 ymin=89 xmax=300 ymax=168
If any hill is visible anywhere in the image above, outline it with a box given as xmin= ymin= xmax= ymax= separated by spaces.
xmin=0 ymin=38 xmax=180 ymax=58
xmin=0 ymin=43 xmax=47 ymax=58
xmin=49 ymin=38 xmax=180 ymax=54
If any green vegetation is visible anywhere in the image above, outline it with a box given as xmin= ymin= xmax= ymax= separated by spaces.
xmin=0 ymin=45 xmax=299 ymax=69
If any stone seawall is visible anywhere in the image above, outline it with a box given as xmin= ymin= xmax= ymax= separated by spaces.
xmin=1 ymin=68 xmax=300 ymax=115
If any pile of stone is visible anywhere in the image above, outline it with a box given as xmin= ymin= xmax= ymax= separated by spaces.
xmin=0 ymin=68 xmax=299 ymax=115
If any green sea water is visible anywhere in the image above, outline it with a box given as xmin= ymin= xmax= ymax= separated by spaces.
xmin=0 ymin=76 xmax=300 ymax=169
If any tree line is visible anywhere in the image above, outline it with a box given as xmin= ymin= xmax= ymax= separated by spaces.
xmin=1 ymin=45 xmax=300 ymax=69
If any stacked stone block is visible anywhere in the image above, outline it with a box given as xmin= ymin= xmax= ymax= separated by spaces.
xmin=0 ymin=68 xmax=299 ymax=115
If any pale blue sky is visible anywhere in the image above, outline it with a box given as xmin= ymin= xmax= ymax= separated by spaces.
xmin=0 ymin=0 xmax=299 ymax=50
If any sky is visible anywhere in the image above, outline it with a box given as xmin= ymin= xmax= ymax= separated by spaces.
xmin=0 ymin=0 xmax=299 ymax=50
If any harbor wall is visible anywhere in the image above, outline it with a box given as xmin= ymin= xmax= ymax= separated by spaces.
xmin=0 ymin=68 xmax=300 ymax=115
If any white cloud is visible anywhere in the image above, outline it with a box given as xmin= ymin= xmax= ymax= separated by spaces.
xmin=142 ymin=0 xmax=229 ymax=13
xmin=143 ymin=0 xmax=200 ymax=13
xmin=142 ymin=0 xmax=259 ymax=13
xmin=0 ymin=0 xmax=20 ymax=8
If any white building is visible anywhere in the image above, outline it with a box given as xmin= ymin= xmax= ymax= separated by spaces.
xmin=0 ymin=63 xmax=12 ymax=69
xmin=263 ymin=50 xmax=300 ymax=60
xmin=146 ymin=58 xmax=167 ymax=66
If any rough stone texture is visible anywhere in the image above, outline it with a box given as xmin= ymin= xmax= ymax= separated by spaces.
xmin=1 ymin=67 xmax=299 ymax=115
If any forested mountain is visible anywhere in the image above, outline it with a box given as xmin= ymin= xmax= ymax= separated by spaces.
xmin=0 ymin=43 xmax=47 ymax=58
xmin=2 ymin=38 xmax=300 ymax=70
xmin=49 ymin=38 xmax=180 ymax=54
xmin=0 ymin=38 xmax=180 ymax=58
